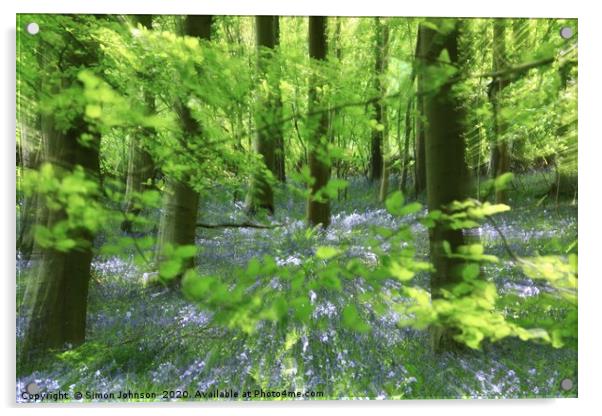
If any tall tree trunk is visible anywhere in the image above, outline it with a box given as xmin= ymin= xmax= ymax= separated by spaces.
xmin=306 ymin=16 xmax=331 ymax=228
xmin=414 ymin=28 xmax=427 ymax=197
xmin=399 ymin=97 xmax=413 ymax=193
xmin=17 ymin=100 xmax=41 ymax=261
xmin=331 ymin=18 xmax=345 ymax=202
xmin=156 ymin=15 xmax=212 ymax=276
xmin=246 ymin=15 xmax=281 ymax=214
xmin=490 ymin=19 xmax=510 ymax=203
xmin=378 ymin=20 xmax=390 ymax=202
xmin=121 ymin=15 xmax=156 ymax=233
xmin=19 ymin=17 xmax=102 ymax=371
xmin=272 ymin=17 xmax=286 ymax=183
xmin=370 ymin=18 xmax=386 ymax=183
xmin=421 ymin=20 xmax=471 ymax=353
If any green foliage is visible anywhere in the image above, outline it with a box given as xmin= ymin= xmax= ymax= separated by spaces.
xmin=515 ymin=254 xmax=577 ymax=348
xmin=157 ymin=243 xmax=198 ymax=282
xmin=21 ymin=164 xmax=105 ymax=251
xmin=181 ymin=189 xmax=575 ymax=352
xmin=341 ymin=304 xmax=370 ymax=332
xmin=16 ymin=16 xmax=577 ymax=396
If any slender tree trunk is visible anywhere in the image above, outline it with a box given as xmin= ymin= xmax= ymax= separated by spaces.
xmin=273 ymin=17 xmax=286 ymax=183
xmin=420 ymin=20 xmax=471 ymax=353
xmin=378 ymin=20 xmax=390 ymax=202
xmin=306 ymin=16 xmax=331 ymax=228
xmin=122 ymin=15 xmax=156 ymax=233
xmin=19 ymin=18 xmax=102 ymax=370
xmin=400 ymin=97 xmax=413 ymax=193
xmin=17 ymin=107 xmax=41 ymax=261
xmin=157 ymin=177 xmax=199 ymax=272
xmin=246 ymin=15 xmax=281 ymax=214
xmin=490 ymin=19 xmax=510 ymax=203
xmin=17 ymin=22 xmax=46 ymax=261
xmin=156 ymin=15 xmax=212 ymax=276
xmin=331 ymin=18 xmax=346 ymax=202
xmin=370 ymin=18 xmax=386 ymax=183
xmin=414 ymin=28 xmax=427 ymax=197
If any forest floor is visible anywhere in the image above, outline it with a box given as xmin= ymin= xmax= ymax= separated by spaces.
xmin=16 ymin=171 xmax=578 ymax=401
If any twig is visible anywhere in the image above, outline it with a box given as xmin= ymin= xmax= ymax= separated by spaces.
xmin=487 ymin=216 xmax=520 ymax=263
xmin=196 ymin=221 xmax=284 ymax=229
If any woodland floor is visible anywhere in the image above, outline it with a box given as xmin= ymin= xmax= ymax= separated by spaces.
xmin=16 ymin=171 xmax=578 ymax=401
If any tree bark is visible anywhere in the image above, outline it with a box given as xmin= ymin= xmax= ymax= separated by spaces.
xmin=121 ymin=15 xmax=156 ymax=233
xmin=421 ymin=20 xmax=471 ymax=353
xmin=490 ymin=19 xmax=510 ymax=204
xmin=246 ymin=15 xmax=281 ymax=215
xmin=370 ymin=18 xmax=387 ymax=183
xmin=306 ymin=16 xmax=331 ymax=228
xmin=272 ymin=17 xmax=286 ymax=183
xmin=399 ymin=97 xmax=413 ymax=193
xmin=17 ymin=100 xmax=42 ymax=261
xmin=414 ymin=28 xmax=427 ymax=197
xmin=378 ymin=20 xmax=390 ymax=202
xmin=156 ymin=15 xmax=212 ymax=276
xmin=19 ymin=17 xmax=102 ymax=370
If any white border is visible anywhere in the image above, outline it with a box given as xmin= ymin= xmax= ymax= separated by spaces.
xmin=2 ymin=1 xmax=600 ymax=416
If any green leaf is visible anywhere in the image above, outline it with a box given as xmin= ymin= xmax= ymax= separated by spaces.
xmin=246 ymin=258 xmax=261 ymax=276
xmin=182 ymin=271 xmax=216 ymax=299
xmin=316 ymin=246 xmax=341 ymax=260
xmin=141 ymin=190 xmax=161 ymax=207
xmin=494 ymin=172 xmax=515 ymax=190
xmin=398 ymin=201 xmax=423 ymax=216
xmin=389 ymin=261 xmax=415 ymax=282
xmin=55 ymin=238 xmax=77 ymax=252
xmin=264 ymin=297 xmax=288 ymax=321
xmin=175 ymin=245 xmax=197 ymax=259
xmin=461 ymin=263 xmax=480 ymax=280
xmin=85 ymin=104 xmax=102 ymax=119
xmin=159 ymin=259 xmax=181 ymax=280
xmin=342 ymin=304 xmax=370 ymax=333
xmin=385 ymin=191 xmax=405 ymax=216
xmin=291 ymin=296 xmax=312 ymax=323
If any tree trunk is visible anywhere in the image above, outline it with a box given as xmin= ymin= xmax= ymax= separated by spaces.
xmin=377 ymin=20 xmax=390 ymax=201
xmin=414 ymin=28 xmax=427 ymax=197
xmin=156 ymin=15 xmax=212 ymax=276
xmin=306 ymin=16 xmax=331 ymax=228
xmin=399 ymin=97 xmax=413 ymax=193
xmin=17 ymin=106 xmax=41 ymax=261
xmin=273 ymin=17 xmax=286 ymax=183
xmin=157 ymin=178 xmax=199 ymax=272
xmin=19 ymin=17 xmax=102 ymax=370
xmin=421 ymin=20 xmax=471 ymax=353
xmin=121 ymin=15 xmax=156 ymax=233
xmin=370 ymin=18 xmax=387 ymax=183
xmin=490 ymin=19 xmax=510 ymax=203
xmin=246 ymin=15 xmax=281 ymax=214
xmin=331 ymin=18 xmax=345 ymax=202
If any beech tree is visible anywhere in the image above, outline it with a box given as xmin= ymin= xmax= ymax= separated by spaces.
xmin=490 ymin=19 xmax=510 ymax=203
xmin=156 ymin=15 xmax=213 ymax=277
xmin=306 ymin=16 xmax=331 ymax=228
xmin=414 ymin=27 xmax=427 ymax=197
xmin=121 ymin=14 xmax=156 ymax=233
xmin=370 ymin=17 xmax=387 ymax=184
xmin=19 ymin=16 xmax=104 ymax=369
xmin=420 ymin=19 xmax=471 ymax=352
xmin=246 ymin=15 xmax=281 ymax=214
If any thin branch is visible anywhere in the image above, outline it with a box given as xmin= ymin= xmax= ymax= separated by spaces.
xmin=476 ymin=56 xmax=555 ymax=80
xmin=252 ymin=54 xmax=558 ymax=137
xmin=487 ymin=216 xmax=520 ymax=263
xmin=196 ymin=221 xmax=284 ymax=229
xmin=487 ymin=217 xmax=540 ymax=271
